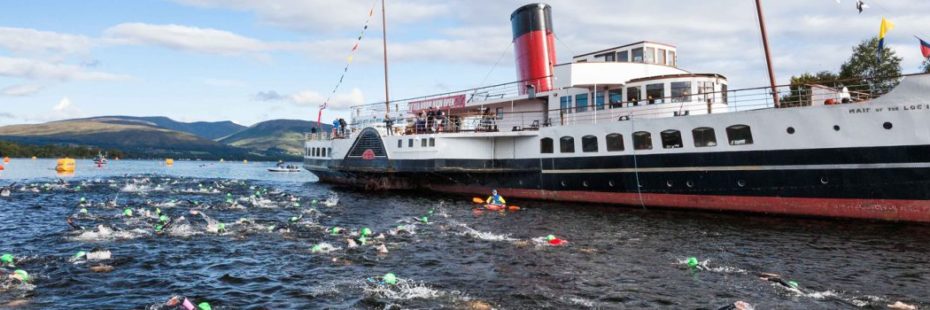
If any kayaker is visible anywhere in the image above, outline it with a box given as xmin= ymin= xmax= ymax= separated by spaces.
xmin=486 ymin=189 xmax=506 ymax=206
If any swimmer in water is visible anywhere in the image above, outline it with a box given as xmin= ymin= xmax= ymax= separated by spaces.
xmin=757 ymin=272 xmax=803 ymax=292
xmin=717 ymin=301 xmax=754 ymax=310
xmin=156 ymin=295 xmax=212 ymax=310
xmin=0 ymin=183 xmax=14 ymax=197
xmin=67 ymin=216 xmax=85 ymax=231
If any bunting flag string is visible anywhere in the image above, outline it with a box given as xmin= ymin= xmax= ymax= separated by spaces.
xmin=316 ymin=1 xmax=378 ymax=127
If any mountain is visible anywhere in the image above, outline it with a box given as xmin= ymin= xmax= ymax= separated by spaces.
xmin=0 ymin=119 xmax=260 ymax=160
xmin=77 ymin=116 xmax=245 ymax=140
xmin=219 ymin=119 xmax=331 ymax=156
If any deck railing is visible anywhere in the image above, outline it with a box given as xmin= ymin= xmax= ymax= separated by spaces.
xmin=304 ymin=74 xmax=913 ymax=141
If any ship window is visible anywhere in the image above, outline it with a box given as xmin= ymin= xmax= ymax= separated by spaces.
xmin=398 ymin=139 xmax=402 ymax=148
xmin=645 ymin=47 xmax=656 ymax=64
xmin=658 ymin=48 xmax=667 ymax=65
xmin=669 ymin=51 xmax=677 ymax=67
xmin=646 ymin=83 xmax=665 ymax=104
xmin=692 ymin=127 xmax=717 ymax=147
xmin=721 ymin=84 xmax=728 ymax=103
xmin=627 ymin=86 xmax=641 ymax=106
xmin=726 ymin=125 xmax=754 ymax=145
xmin=321 ymin=148 xmax=326 ymax=157
xmin=314 ymin=148 xmax=319 ymax=157
xmin=671 ymin=82 xmax=692 ymax=103
xmin=608 ymin=89 xmax=623 ymax=108
xmin=633 ymin=131 xmax=653 ymax=150
xmin=305 ymin=147 xmax=310 ymax=156
xmin=632 ymin=47 xmax=644 ymax=63
xmin=582 ymin=135 xmax=598 ymax=152
xmin=328 ymin=148 xmax=332 ymax=156
xmin=421 ymin=138 xmax=428 ymax=147
xmin=495 ymin=107 xmax=504 ymax=120
xmin=602 ymin=53 xmax=615 ymax=62
xmin=617 ymin=51 xmax=629 ymax=62
xmin=595 ymin=91 xmax=605 ymax=110
xmin=575 ymin=93 xmax=589 ymax=113
xmin=606 ymin=133 xmax=624 ymax=151
xmin=560 ymin=136 xmax=575 ymax=153
xmin=408 ymin=139 xmax=414 ymax=147
xmin=560 ymin=96 xmax=572 ymax=114
xmin=661 ymin=130 xmax=683 ymax=149
xmin=540 ymin=138 xmax=554 ymax=154
xmin=429 ymin=138 xmax=435 ymax=147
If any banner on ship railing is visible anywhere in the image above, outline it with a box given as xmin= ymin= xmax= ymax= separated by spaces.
xmin=408 ymin=95 xmax=466 ymax=112
xmin=316 ymin=3 xmax=377 ymax=126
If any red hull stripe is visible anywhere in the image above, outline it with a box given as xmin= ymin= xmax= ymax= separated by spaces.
xmin=430 ymin=185 xmax=930 ymax=222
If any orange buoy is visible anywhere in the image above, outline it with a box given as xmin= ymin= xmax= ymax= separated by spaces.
xmin=0 ymin=164 xmax=5 ymax=171
xmin=3 ymin=157 xmax=9 ymax=163
xmin=165 ymin=158 xmax=174 ymax=166
xmin=55 ymin=158 xmax=76 ymax=172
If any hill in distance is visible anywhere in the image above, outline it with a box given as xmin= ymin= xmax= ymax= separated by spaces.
xmin=78 ymin=115 xmax=245 ymax=140
xmin=220 ymin=119 xmax=332 ymax=156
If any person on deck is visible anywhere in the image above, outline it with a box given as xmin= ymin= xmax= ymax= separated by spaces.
xmin=384 ymin=114 xmax=394 ymax=136
xmin=332 ymin=119 xmax=340 ymax=137
xmin=486 ymin=189 xmax=506 ymax=206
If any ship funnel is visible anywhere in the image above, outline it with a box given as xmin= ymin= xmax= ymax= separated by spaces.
xmin=511 ymin=3 xmax=556 ymax=95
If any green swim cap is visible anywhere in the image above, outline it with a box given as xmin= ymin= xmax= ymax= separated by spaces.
xmin=293 ymin=202 xmax=300 ymax=207
xmin=420 ymin=216 xmax=428 ymax=223
xmin=80 ymin=197 xmax=86 ymax=202
xmin=80 ymin=208 xmax=88 ymax=214
xmin=197 ymin=302 xmax=212 ymax=310
xmin=788 ymin=280 xmax=799 ymax=288
xmin=311 ymin=244 xmax=323 ymax=253
xmin=217 ymin=223 xmax=226 ymax=231
xmin=546 ymin=234 xmax=556 ymax=241
xmin=123 ymin=208 xmax=133 ymax=217
xmin=226 ymin=193 xmax=232 ymax=197
xmin=74 ymin=251 xmax=87 ymax=259
xmin=13 ymin=269 xmax=28 ymax=282
xmin=383 ymin=273 xmax=397 ymax=285
xmin=331 ymin=227 xmax=342 ymax=235
xmin=311 ymin=200 xmax=318 ymax=204
xmin=75 ymin=186 xmax=81 ymax=191
xmin=289 ymin=216 xmax=299 ymax=223
xmin=361 ymin=227 xmax=372 ymax=236
xmin=1 ymin=253 xmax=13 ymax=264
xmin=155 ymin=224 xmax=164 ymax=232
xmin=159 ymin=215 xmax=169 ymax=223
xmin=686 ymin=257 xmax=699 ymax=268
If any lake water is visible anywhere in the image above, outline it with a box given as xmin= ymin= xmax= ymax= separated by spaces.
xmin=0 ymin=158 xmax=928 ymax=309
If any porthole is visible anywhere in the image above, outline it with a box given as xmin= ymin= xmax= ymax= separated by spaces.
xmin=666 ymin=180 xmax=673 ymax=188
xmin=737 ymin=179 xmax=746 ymax=187
xmin=582 ymin=181 xmax=589 ymax=187
xmin=786 ymin=127 xmax=795 ymax=134
xmin=686 ymin=180 xmax=694 ymax=188
xmin=561 ymin=180 xmax=567 ymax=187
xmin=820 ymin=177 xmax=829 ymax=185
xmin=833 ymin=125 xmax=840 ymax=131
xmin=608 ymin=180 xmax=615 ymax=187
xmin=883 ymin=122 xmax=893 ymax=130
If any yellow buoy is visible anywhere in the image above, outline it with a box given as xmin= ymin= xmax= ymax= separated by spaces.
xmin=243 ymin=159 xmax=248 ymax=164
xmin=3 ymin=157 xmax=9 ymax=163
xmin=219 ymin=158 xmax=224 ymax=162
xmin=55 ymin=158 xmax=76 ymax=172
xmin=31 ymin=156 xmax=37 ymax=160
xmin=165 ymin=158 xmax=174 ymax=166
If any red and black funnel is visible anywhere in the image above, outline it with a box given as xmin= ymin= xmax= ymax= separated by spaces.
xmin=511 ymin=3 xmax=556 ymax=95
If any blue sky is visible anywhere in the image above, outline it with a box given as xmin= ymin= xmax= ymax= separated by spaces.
xmin=2 ymin=0 xmax=929 ymax=126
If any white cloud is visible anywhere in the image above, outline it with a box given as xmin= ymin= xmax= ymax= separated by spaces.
xmin=104 ymin=23 xmax=272 ymax=56
xmin=1 ymin=84 xmax=43 ymax=96
xmin=175 ymin=0 xmax=446 ymax=32
xmin=0 ymin=27 xmax=95 ymax=57
xmin=0 ymin=56 xmax=130 ymax=81
xmin=50 ymin=96 xmax=84 ymax=120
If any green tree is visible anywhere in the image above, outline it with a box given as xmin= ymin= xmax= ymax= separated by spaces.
xmin=782 ymin=71 xmax=841 ymax=107
xmin=838 ymin=36 xmax=902 ymax=94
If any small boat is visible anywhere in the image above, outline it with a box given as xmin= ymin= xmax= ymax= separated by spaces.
xmin=93 ymin=152 xmax=108 ymax=165
xmin=484 ymin=204 xmax=520 ymax=211
xmin=268 ymin=163 xmax=302 ymax=173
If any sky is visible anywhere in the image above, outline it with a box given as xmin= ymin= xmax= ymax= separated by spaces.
xmin=1 ymin=0 xmax=929 ymax=127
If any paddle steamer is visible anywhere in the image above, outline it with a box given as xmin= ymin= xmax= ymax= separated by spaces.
xmin=304 ymin=3 xmax=930 ymax=221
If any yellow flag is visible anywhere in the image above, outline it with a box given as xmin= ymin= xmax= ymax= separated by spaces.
xmin=879 ymin=17 xmax=894 ymax=39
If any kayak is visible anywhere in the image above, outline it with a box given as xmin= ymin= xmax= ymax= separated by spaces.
xmin=484 ymin=204 xmax=520 ymax=211
xmin=268 ymin=168 xmax=301 ymax=172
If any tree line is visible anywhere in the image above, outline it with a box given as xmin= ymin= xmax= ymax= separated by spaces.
xmin=0 ymin=140 xmax=126 ymax=159
xmin=782 ymin=36 xmax=923 ymax=107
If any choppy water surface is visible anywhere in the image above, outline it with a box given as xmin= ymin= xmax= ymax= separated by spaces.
xmin=0 ymin=159 xmax=929 ymax=309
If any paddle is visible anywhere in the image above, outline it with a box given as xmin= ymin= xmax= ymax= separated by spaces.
xmin=471 ymin=197 xmax=485 ymax=204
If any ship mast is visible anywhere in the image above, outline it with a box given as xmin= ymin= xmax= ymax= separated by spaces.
xmin=381 ymin=0 xmax=391 ymax=115
xmin=754 ymin=0 xmax=780 ymax=108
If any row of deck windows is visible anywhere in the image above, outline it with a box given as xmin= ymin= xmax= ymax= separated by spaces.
xmin=540 ymin=125 xmax=753 ymax=154
xmin=308 ymin=147 xmax=332 ymax=157
xmin=398 ymin=138 xmax=436 ymax=148
xmin=559 ymin=82 xmax=726 ymax=113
